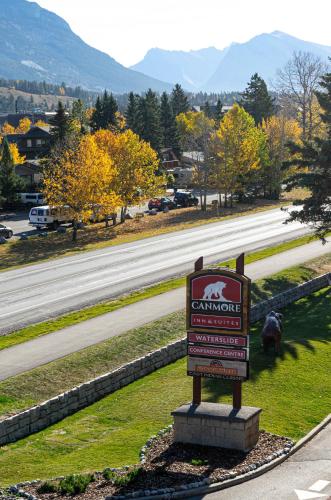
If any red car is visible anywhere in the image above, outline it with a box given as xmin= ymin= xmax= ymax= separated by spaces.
xmin=148 ymin=197 xmax=176 ymax=211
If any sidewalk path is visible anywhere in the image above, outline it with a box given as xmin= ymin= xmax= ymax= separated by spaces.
xmin=0 ymin=240 xmax=329 ymax=381
xmin=194 ymin=420 xmax=331 ymax=499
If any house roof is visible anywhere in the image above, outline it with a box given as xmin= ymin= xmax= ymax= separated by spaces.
xmin=24 ymin=126 xmax=51 ymax=137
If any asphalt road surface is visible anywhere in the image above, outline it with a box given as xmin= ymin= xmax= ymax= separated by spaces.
xmin=193 ymin=420 xmax=331 ymax=500
xmin=0 ymin=207 xmax=312 ymax=334
xmin=0 ymin=239 xmax=329 ymax=380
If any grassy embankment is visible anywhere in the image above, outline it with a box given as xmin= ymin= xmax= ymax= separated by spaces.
xmin=0 ymin=232 xmax=323 ymax=353
xmin=0 ymin=200 xmax=286 ymax=273
xmin=0 ymin=253 xmax=329 ymax=421
xmin=0 ymin=284 xmax=329 ymax=486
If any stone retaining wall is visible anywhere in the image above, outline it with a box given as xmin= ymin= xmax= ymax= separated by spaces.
xmin=0 ymin=273 xmax=329 ymax=447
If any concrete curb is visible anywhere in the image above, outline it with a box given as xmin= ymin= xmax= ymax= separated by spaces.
xmin=135 ymin=414 xmax=331 ymax=499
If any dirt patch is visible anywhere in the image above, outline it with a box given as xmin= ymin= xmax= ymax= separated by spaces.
xmin=22 ymin=430 xmax=292 ymax=499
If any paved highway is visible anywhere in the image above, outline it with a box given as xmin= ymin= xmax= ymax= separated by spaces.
xmin=0 ymin=207 xmax=311 ymax=334
xmin=0 ymin=240 xmax=328 ymax=380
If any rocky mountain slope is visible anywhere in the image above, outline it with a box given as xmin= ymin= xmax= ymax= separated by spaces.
xmin=133 ymin=32 xmax=331 ymax=91
xmin=0 ymin=0 xmax=171 ymax=93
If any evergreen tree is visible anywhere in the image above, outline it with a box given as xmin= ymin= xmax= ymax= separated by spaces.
xmin=203 ymin=101 xmax=212 ymax=118
xmin=285 ymin=66 xmax=331 ymax=238
xmin=138 ymin=89 xmax=162 ymax=153
xmin=171 ymin=84 xmax=189 ymax=117
xmin=91 ymin=91 xmax=118 ymax=131
xmin=50 ymin=101 xmax=72 ymax=143
xmin=215 ymin=99 xmax=224 ymax=126
xmin=0 ymin=138 xmax=24 ymax=206
xmin=91 ymin=96 xmax=103 ymax=131
xmin=125 ymin=92 xmax=140 ymax=134
xmin=103 ymin=91 xmax=118 ymax=129
xmin=160 ymin=92 xmax=180 ymax=155
xmin=241 ymin=73 xmax=275 ymax=124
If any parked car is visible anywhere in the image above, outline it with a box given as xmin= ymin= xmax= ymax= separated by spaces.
xmin=29 ymin=206 xmax=72 ymax=230
xmin=0 ymin=224 xmax=13 ymax=239
xmin=148 ymin=197 xmax=176 ymax=211
xmin=19 ymin=193 xmax=44 ymax=207
xmin=174 ymin=191 xmax=199 ymax=208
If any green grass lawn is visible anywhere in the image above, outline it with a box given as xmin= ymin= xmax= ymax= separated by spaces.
xmin=0 ymin=233 xmax=322 ymax=353
xmin=0 ymin=288 xmax=329 ymax=486
xmin=0 ymin=255 xmax=329 ymax=420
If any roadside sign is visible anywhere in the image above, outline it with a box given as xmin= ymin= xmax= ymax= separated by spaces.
xmin=187 ymin=357 xmax=249 ymax=381
xmin=188 ymin=344 xmax=248 ymax=361
xmin=187 ymin=269 xmax=251 ymax=335
xmin=187 ymin=332 xmax=248 ymax=347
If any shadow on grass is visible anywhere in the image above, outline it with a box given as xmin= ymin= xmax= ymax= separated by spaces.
xmin=204 ymin=288 xmax=331 ymax=402
xmin=250 ymin=268 xmax=315 ymax=304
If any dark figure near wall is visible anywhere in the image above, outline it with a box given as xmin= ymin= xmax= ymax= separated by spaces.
xmin=261 ymin=311 xmax=283 ymax=354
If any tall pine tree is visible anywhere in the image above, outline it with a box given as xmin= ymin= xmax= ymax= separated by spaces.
xmin=91 ymin=91 xmax=118 ymax=131
xmin=171 ymin=84 xmax=189 ymax=117
xmin=50 ymin=101 xmax=72 ymax=144
xmin=160 ymin=92 xmax=180 ymax=155
xmin=0 ymin=138 xmax=24 ymax=206
xmin=138 ymin=89 xmax=162 ymax=153
xmin=241 ymin=73 xmax=275 ymax=124
xmin=125 ymin=92 xmax=140 ymax=134
xmin=285 ymin=65 xmax=331 ymax=238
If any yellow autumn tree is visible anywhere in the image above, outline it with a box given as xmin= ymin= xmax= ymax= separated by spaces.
xmin=34 ymin=120 xmax=48 ymax=128
xmin=94 ymin=129 xmax=164 ymax=222
xmin=9 ymin=143 xmax=25 ymax=165
xmin=15 ymin=117 xmax=32 ymax=134
xmin=209 ymin=104 xmax=262 ymax=207
xmin=1 ymin=122 xmax=15 ymax=135
xmin=43 ymin=134 xmax=120 ymax=241
xmin=262 ymin=115 xmax=302 ymax=198
xmin=176 ymin=111 xmax=215 ymax=210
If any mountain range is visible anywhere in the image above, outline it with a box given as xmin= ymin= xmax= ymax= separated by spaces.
xmin=1 ymin=0 xmax=330 ymax=94
xmin=132 ymin=32 xmax=331 ymax=92
xmin=0 ymin=0 xmax=172 ymax=93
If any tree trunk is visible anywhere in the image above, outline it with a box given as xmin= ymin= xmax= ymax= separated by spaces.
xmin=72 ymin=221 xmax=78 ymax=242
xmin=224 ymin=192 xmax=228 ymax=208
xmin=120 ymin=206 xmax=127 ymax=223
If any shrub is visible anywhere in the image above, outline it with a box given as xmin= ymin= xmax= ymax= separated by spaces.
xmin=59 ymin=474 xmax=94 ymax=495
xmin=102 ymin=468 xmax=115 ymax=481
xmin=37 ymin=481 xmax=58 ymax=494
xmin=190 ymin=458 xmax=208 ymax=466
xmin=113 ymin=467 xmax=143 ymax=487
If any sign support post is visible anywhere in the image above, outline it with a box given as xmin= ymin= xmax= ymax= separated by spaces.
xmin=233 ymin=253 xmax=245 ymax=410
xmin=172 ymin=250 xmax=262 ymax=452
xmin=192 ymin=256 xmax=203 ymax=405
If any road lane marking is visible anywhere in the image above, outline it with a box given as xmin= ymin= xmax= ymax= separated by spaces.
xmin=0 ymin=208 xmax=295 ymax=282
xmin=309 ymin=481 xmax=330 ymax=492
xmin=0 ymin=228 xmax=311 ymax=320
xmin=295 ymin=490 xmax=327 ymax=499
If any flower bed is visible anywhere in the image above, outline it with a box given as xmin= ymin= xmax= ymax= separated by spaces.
xmin=11 ymin=428 xmax=293 ymax=500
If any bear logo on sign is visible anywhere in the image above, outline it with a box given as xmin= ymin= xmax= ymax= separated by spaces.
xmin=202 ymin=281 xmax=232 ymax=302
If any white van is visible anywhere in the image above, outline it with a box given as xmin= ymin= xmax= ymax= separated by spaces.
xmin=29 ymin=206 xmax=72 ymax=230
xmin=20 ymin=193 xmax=44 ymax=206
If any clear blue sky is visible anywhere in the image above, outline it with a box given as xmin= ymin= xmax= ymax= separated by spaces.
xmin=31 ymin=0 xmax=331 ymax=66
